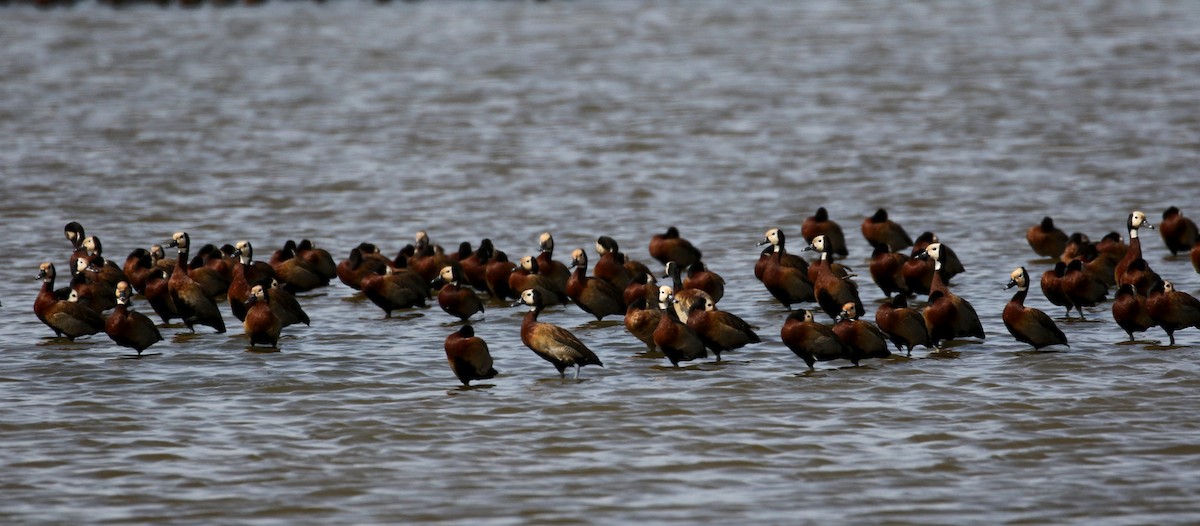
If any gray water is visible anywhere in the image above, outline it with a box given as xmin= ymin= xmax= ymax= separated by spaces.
xmin=3 ymin=1 xmax=1200 ymax=524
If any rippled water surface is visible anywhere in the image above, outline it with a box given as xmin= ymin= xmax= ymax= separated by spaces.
xmin=3 ymin=1 xmax=1200 ymax=524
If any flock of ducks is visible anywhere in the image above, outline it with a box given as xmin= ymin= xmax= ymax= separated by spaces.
xmin=31 ymin=207 xmax=1200 ymax=385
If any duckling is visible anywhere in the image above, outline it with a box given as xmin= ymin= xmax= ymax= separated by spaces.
xmin=1146 ymin=281 xmax=1200 ymax=346
xmin=649 ymin=226 xmax=702 ymax=269
xmin=1062 ymin=259 xmax=1109 ymax=319
xmin=434 ymin=265 xmax=485 ymax=321
xmin=593 ymin=236 xmax=634 ymax=291
xmin=1004 ymin=267 xmax=1068 ymax=350
xmin=296 ymin=239 xmax=338 ymax=281
xmin=566 ymin=248 xmax=625 ymax=321
xmin=683 ymin=261 xmax=725 ymax=304
xmin=868 ymin=242 xmax=909 ymax=298
xmin=686 ymin=297 xmax=760 ymax=361
xmin=623 ymin=272 xmax=659 ymax=308
xmin=1115 ymin=211 xmax=1156 ymax=286
xmin=509 ymin=256 xmax=569 ymax=305
xmin=875 ymin=295 xmax=931 ymax=356
xmin=484 ymin=250 xmax=517 ymax=300
xmin=1026 ymin=216 xmax=1069 ymax=258
xmin=268 ymin=279 xmax=310 ymax=328
xmin=1112 ymin=284 xmax=1154 ymax=342
xmin=663 ymin=261 xmax=713 ymax=323
xmin=534 ymin=232 xmax=572 ymax=294
xmin=781 ymin=310 xmax=849 ymax=369
xmin=517 ymin=288 xmax=604 ymax=379
xmin=1040 ymin=262 xmax=1073 ymax=318
xmin=652 ymin=286 xmax=708 ymax=367
xmin=229 ymin=240 xmax=278 ymax=321
xmin=801 ymin=207 xmax=848 ymax=259
xmin=444 ymin=324 xmax=497 ymax=386
xmin=861 ymin=208 xmax=912 ymax=252
xmin=757 ymin=228 xmax=815 ymax=309
xmin=143 ymin=268 xmax=177 ymax=325
xmin=105 ymin=282 xmax=163 ymax=356
xmin=271 ymin=240 xmax=329 ymax=293
xmin=805 ymin=235 xmax=864 ymax=321
xmin=361 ymin=265 xmax=427 ymax=317
xmin=243 ymin=284 xmax=281 ymax=348
xmin=34 ymin=262 xmax=105 ymax=340
xmin=1160 ymin=206 xmax=1198 ymax=256
xmin=336 ymin=243 xmax=390 ymax=290
xmin=624 ymin=297 xmax=662 ymax=352
xmin=166 ymin=232 xmax=226 ymax=333
xmin=916 ymin=243 xmax=985 ymax=345
xmin=123 ymin=248 xmax=154 ymax=294
xmin=832 ymin=302 xmax=891 ymax=365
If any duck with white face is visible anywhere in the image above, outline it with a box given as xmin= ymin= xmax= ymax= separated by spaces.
xmin=1003 ymin=267 xmax=1068 ymax=351
xmin=516 ymin=288 xmax=603 ymax=379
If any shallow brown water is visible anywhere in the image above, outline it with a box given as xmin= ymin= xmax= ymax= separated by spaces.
xmin=2 ymin=1 xmax=1200 ymax=524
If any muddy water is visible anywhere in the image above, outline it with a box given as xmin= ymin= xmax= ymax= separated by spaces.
xmin=2 ymin=1 xmax=1200 ymax=523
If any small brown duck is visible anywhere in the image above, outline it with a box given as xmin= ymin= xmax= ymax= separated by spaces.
xmin=166 ymin=232 xmax=226 ymax=333
xmin=1039 ymin=262 xmax=1073 ymax=318
xmin=566 ymin=248 xmax=625 ymax=321
xmin=535 ymin=232 xmax=572 ymax=294
xmin=444 ymin=324 xmax=498 ymax=386
xmin=1114 ymin=211 xmax=1155 ymax=286
xmin=434 ymin=265 xmax=485 ymax=321
xmin=663 ymin=260 xmax=713 ymax=323
xmin=832 ymin=302 xmax=891 ymax=365
xmin=1111 ymin=284 xmax=1154 ymax=342
xmin=34 ymin=262 xmax=105 ymax=340
xmin=757 ymin=228 xmax=815 ymax=309
xmin=802 ymin=207 xmax=849 ymax=259
xmin=868 ymin=242 xmax=909 ymax=298
xmin=105 ymin=282 xmax=164 ymax=356
xmin=781 ymin=310 xmax=849 ymax=369
xmin=1160 ymin=206 xmax=1198 ymax=256
xmin=517 ymin=288 xmax=604 ymax=379
xmin=686 ymin=297 xmax=760 ymax=361
xmin=1062 ymin=259 xmax=1109 ymax=319
xmin=649 ymin=226 xmax=702 ymax=269
xmin=916 ymin=243 xmax=985 ymax=345
xmin=593 ymin=236 xmax=634 ymax=292
xmin=875 ymin=294 xmax=931 ymax=356
xmin=1003 ymin=267 xmax=1068 ymax=351
xmin=652 ymin=286 xmax=708 ymax=367
xmin=683 ymin=261 xmax=725 ymax=304
xmin=361 ymin=265 xmax=427 ymax=317
xmin=805 ymin=234 xmax=864 ymax=321
xmin=861 ymin=208 xmax=913 ymax=252
xmin=1026 ymin=216 xmax=1069 ymax=258
xmin=1146 ymin=281 xmax=1200 ymax=346
xmin=624 ymin=297 xmax=662 ymax=353
xmin=336 ymin=243 xmax=391 ymax=290
xmin=243 ymin=284 xmax=281 ymax=348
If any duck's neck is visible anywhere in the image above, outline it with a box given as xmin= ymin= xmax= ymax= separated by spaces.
xmin=1011 ymin=286 xmax=1028 ymax=305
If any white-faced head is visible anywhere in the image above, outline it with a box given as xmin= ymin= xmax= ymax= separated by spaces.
xmin=538 ymin=232 xmax=554 ymax=253
xmin=67 ymin=289 xmax=80 ymax=303
xmin=169 ymin=232 xmax=189 ymax=251
xmin=415 ymin=231 xmax=430 ymax=250
xmin=37 ymin=262 xmax=55 ymax=282
xmin=520 ymin=255 xmax=537 ymax=272
xmin=811 ymin=234 xmax=828 ymax=255
xmin=150 ymin=245 xmax=166 ymax=261
xmin=518 ymin=288 xmax=542 ymax=309
xmin=115 ymin=281 xmax=132 ymax=305
xmin=439 ymin=265 xmax=457 ymax=284
xmin=762 ymin=228 xmax=783 ymax=248
xmin=839 ymin=302 xmax=858 ymax=320
xmin=657 ymin=285 xmax=675 ymax=308
xmin=570 ymin=248 xmax=587 ymax=268
xmin=1007 ymin=267 xmax=1028 ymax=290
xmin=234 ymin=240 xmax=252 ymax=262
xmin=1164 ymin=280 xmax=1175 ymax=293
xmin=803 ymin=310 xmax=815 ymax=323
xmin=704 ymin=298 xmax=717 ymax=311
xmin=248 ymin=284 xmax=267 ymax=305
xmin=1129 ymin=211 xmax=1155 ymax=234
xmin=75 ymin=256 xmax=90 ymax=274
xmin=82 ymin=236 xmax=101 ymax=256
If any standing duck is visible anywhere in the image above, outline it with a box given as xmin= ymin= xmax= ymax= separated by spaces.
xmin=593 ymin=236 xmax=634 ymax=292
xmin=652 ymin=286 xmax=708 ymax=367
xmin=1026 ymin=216 xmax=1069 ymax=258
xmin=34 ymin=262 xmax=105 ymax=340
xmin=1112 ymin=284 xmax=1155 ymax=342
xmin=1003 ymin=267 xmax=1068 ymax=350
xmin=1061 ymin=259 xmax=1109 ymax=319
xmin=105 ymin=282 xmax=163 ymax=356
xmin=1146 ymin=281 xmax=1200 ymax=346
xmin=624 ymin=297 xmax=662 ymax=353
xmin=1114 ymin=211 xmax=1156 ymax=286
xmin=861 ymin=209 xmax=913 ymax=252
xmin=434 ymin=265 xmax=485 ymax=321
xmin=875 ymin=295 xmax=931 ymax=356
xmin=243 ymin=284 xmax=281 ymax=348
xmin=166 ymin=232 xmax=226 ymax=333
xmin=686 ymin=297 xmax=760 ymax=361
xmin=484 ymin=250 xmax=517 ymax=300
xmin=143 ymin=268 xmax=177 ymax=325
xmin=757 ymin=228 xmax=815 ymax=309
xmin=444 ymin=324 xmax=497 ymax=386
xmin=832 ymin=302 xmax=891 ymax=365
xmin=295 ymin=239 xmax=338 ymax=281
xmin=868 ymin=242 xmax=909 ymax=298
xmin=361 ymin=266 xmax=427 ymax=317
xmin=916 ymin=243 xmax=985 ymax=345
xmin=337 ymin=243 xmax=391 ymax=290
xmin=1160 ymin=207 xmax=1198 ymax=256
xmin=1040 ymin=262 xmax=1073 ymax=318
xmin=649 ymin=226 xmax=702 ymax=269
xmin=781 ymin=310 xmax=849 ymax=369
xmin=801 ymin=207 xmax=848 ymax=259
xmin=517 ymin=288 xmax=603 ymax=379
xmin=229 ymin=240 xmax=277 ymax=322
xmin=805 ymin=235 xmax=864 ymax=321
xmin=509 ymin=256 xmax=568 ymax=306
xmin=566 ymin=248 xmax=625 ymax=321
xmin=534 ymin=232 xmax=572 ymax=294
xmin=123 ymin=248 xmax=155 ymax=294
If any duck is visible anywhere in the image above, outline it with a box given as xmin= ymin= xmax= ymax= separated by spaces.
xmin=1119 ymin=258 xmax=1162 ymax=297
xmin=72 ymin=255 xmax=117 ymax=313
xmin=271 ymin=240 xmax=329 ymax=293
xmin=123 ymin=248 xmax=155 ymax=294
xmin=801 ymin=207 xmax=848 ymax=259
xmin=509 ymin=256 xmax=569 ymax=305
xmin=805 ymin=235 xmax=864 ymax=321
xmin=444 ymin=324 xmax=498 ymax=386
xmin=434 ymin=265 xmax=485 ymax=321
xmin=757 ymin=228 xmax=815 ymax=309
xmin=663 ymin=261 xmax=713 ymax=323
xmin=832 ymin=302 xmax=891 ymax=365
xmin=623 ymin=297 xmax=662 ymax=352
xmin=685 ymin=297 xmax=760 ymax=361
xmin=408 ymin=231 xmax=453 ymax=282
xmin=868 ymin=242 xmax=909 ymax=298
xmin=105 ymin=281 xmax=163 ymax=356
xmin=1146 ymin=281 xmax=1200 ymax=346
xmin=1160 ymin=206 xmax=1198 ymax=256
xmin=34 ymin=262 xmax=105 ymax=340
xmin=1061 ymin=259 xmax=1109 ymax=319
xmin=517 ymin=288 xmax=604 ymax=379
xmin=166 ymin=232 xmax=226 ymax=333
xmin=484 ymin=250 xmax=517 ymax=300
xmin=1095 ymin=232 xmax=1128 ymax=263
xmin=64 ymin=221 xmax=88 ymax=276
xmin=534 ymin=232 xmax=572 ymax=294
xmin=754 ymin=243 xmax=809 ymax=283
xmin=1026 ymin=216 xmax=1069 ymax=258
xmin=1114 ymin=211 xmax=1156 ymax=286
xmin=361 ymin=265 xmax=427 ymax=317
xmin=194 ymin=243 xmax=234 ymax=288
xmin=1111 ymin=284 xmax=1155 ymax=342
xmin=593 ymin=236 xmax=634 ymax=291
xmin=623 ymin=272 xmax=659 ymax=308
xmin=229 ymin=240 xmax=278 ymax=321
xmin=916 ymin=243 xmax=985 ymax=345
xmin=1003 ymin=267 xmax=1068 ymax=350
xmin=901 ymin=233 xmax=965 ymax=295
xmin=180 ymin=245 xmax=230 ymax=300
xmin=566 ymin=248 xmax=625 ymax=320
xmin=243 ymin=284 xmax=281 ymax=348
xmin=649 ymin=226 xmax=702 ymax=269
xmin=458 ymin=239 xmax=496 ymax=292
xmin=143 ymin=268 xmax=177 ymax=325
xmin=336 ymin=243 xmax=391 ymax=290
xmin=652 ymin=286 xmax=708 ymax=367
xmin=1039 ymin=262 xmax=1073 ymax=318
xmin=861 ymin=208 xmax=912 ymax=252
xmin=875 ymin=295 xmax=931 ymax=356
xmin=268 ymin=279 xmax=310 ymax=328
xmin=683 ymin=261 xmax=725 ymax=304
xmin=296 ymin=239 xmax=338 ymax=281
xmin=80 ymin=236 xmax=130 ymax=288
xmin=149 ymin=244 xmax=176 ymax=276
xmin=781 ymin=310 xmax=850 ymax=369
xmin=1084 ymin=236 xmax=1121 ymax=288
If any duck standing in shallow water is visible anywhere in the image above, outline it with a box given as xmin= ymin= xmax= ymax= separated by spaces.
xmin=1003 ymin=267 xmax=1068 ymax=351
xmin=105 ymin=282 xmax=163 ymax=357
xmin=875 ymin=295 xmax=931 ymax=356
xmin=652 ymin=286 xmax=708 ymax=367
xmin=686 ymin=297 xmax=760 ymax=362
xmin=916 ymin=243 xmax=985 ymax=346
xmin=781 ymin=310 xmax=849 ymax=369
xmin=444 ymin=324 xmax=497 ymax=386
xmin=34 ymin=262 xmax=104 ymax=341
xmin=861 ymin=208 xmax=913 ymax=253
xmin=801 ymin=207 xmax=848 ymax=259
xmin=166 ymin=232 xmax=226 ymax=333
xmin=1112 ymin=284 xmax=1155 ymax=342
xmin=832 ymin=302 xmax=891 ymax=365
xmin=1159 ymin=206 xmax=1198 ymax=256
xmin=243 ymin=284 xmax=281 ymax=348
xmin=1026 ymin=216 xmax=1069 ymax=258
xmin=566 ymin=248 xmax=626 ymax=321
xmin=517 ymin=289 xmax=603 ymax=379
xmin=434 ymin=265 xmax=485 ymax=321
xmin=1146 ymin=281 xmax=1200 ymax=346
xmin=649 ymin=226 xmax=702 ymax=269
xmin=756 ymin=228 xmax=815 ymax=310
